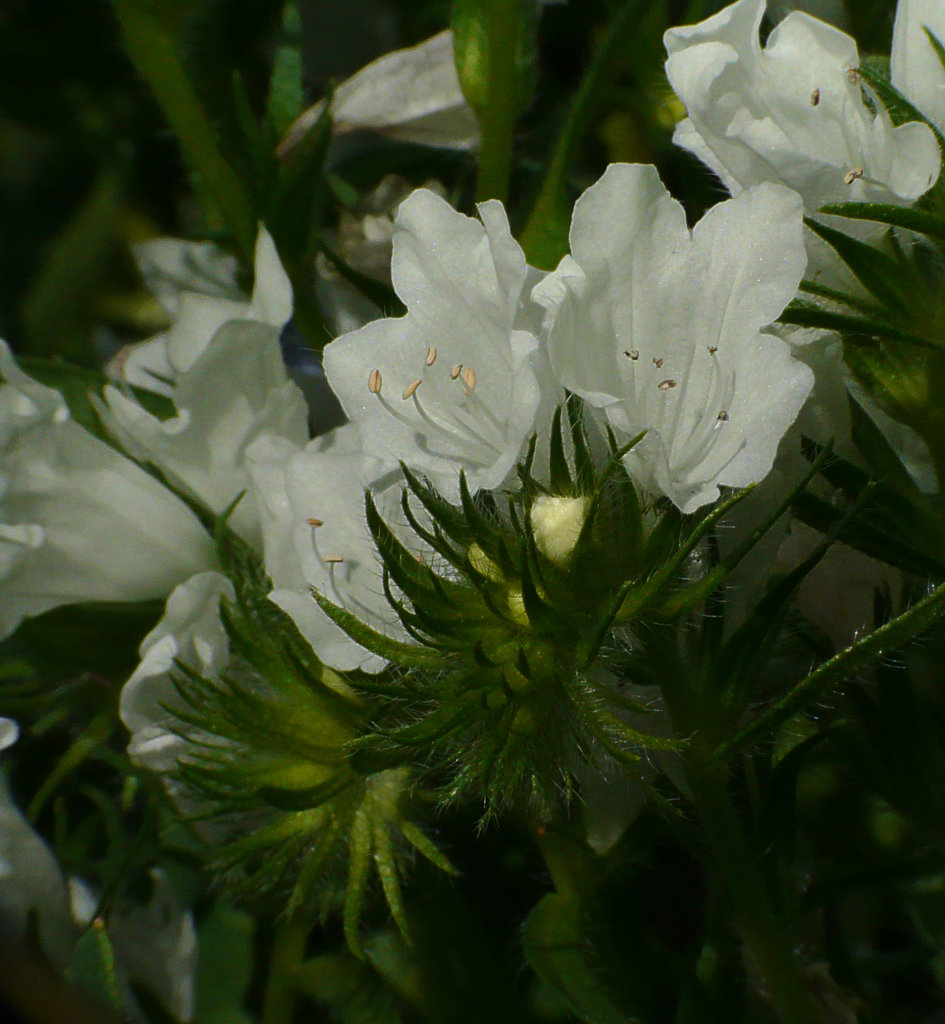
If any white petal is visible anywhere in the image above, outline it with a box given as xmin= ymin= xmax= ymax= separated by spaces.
xmin=279 ymin=31 xmax=479 ymax=155
xmin=0 ymin=343 xmax=215 ymax=639
xmin=536 ymin=164 xmax=813 ymax=512
xmin=324 ymin=189 xmax=549 ymax=499
xmin=120 ymin=571 xmax=234 ymax=773
xmin=892 ymin=0 xmax=945 ymax=133
xmin=98 ymin=320 xmax=309 ymax=549
xmin=664 ymin=0 xmax=940 ymax=210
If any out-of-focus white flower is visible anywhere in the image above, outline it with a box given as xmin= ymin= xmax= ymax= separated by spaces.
xmin=278 ymin=30 xmax=479 ymax=158
xmin=0 ymin=343 xmax=215 ymax=640
xmin=0 ymin=719 xmax=75 ymax=969
xmin=97 ymin=319 xmax=310 ymax=548
xmin=120 ymin=571 xmax=234 ymax=774
xmin=663 ymin=0 xmax=940 ymax=214
xmin=891 ymin=0 xmax=945 ymax=133
xmin=0 ymin=723 xmax=198 ymax=1020
xmin=70 ymin=872 xmax=198 ymax=1023
xmin=533 ymin=163 xmax=813 ymax=513
xmin=323 ymin=188 xmax=553 ymax=502
xmin=246 ymin=426 xmax=413 ymax=673
xmin=109 ymin=227 xmax=293 ymax=394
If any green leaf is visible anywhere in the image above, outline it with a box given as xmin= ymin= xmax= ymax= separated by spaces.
xmin=717 ymin=574 xmax=945 ymax=759
xmin=110 ymin=0 xmax=256 ymax=256
xmin=520 ymin=0 xmax=647 ymax=268
xmin=803 ymin=216 xmax=915 ymax=313
xmin=779 ymin=302 xmax=940 ymax=348
xmin=265 ymin=2 xmax=303 ymax=140
xmin=818 ymin=201 xmax=945 ymax=243
xmin=66 ymin=920 xmax=125 ymax=1015
xmin=192 ymin=903 xmax=256 ymax=1024
xmin=524 ymin=893 xmax=636 ymax=1024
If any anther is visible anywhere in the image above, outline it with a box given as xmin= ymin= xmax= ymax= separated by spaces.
xmin=708 ymin=345 xmax=718 ymax=355
xmin=846 ymin=67 xmax=859 ymax=84
xmin=450 ymin=363 xmax=463 ymax=380
xmin=658 ymin=379 xmax=677 ymax=391
xmin=425 ymin=346 xmax=437 ymax=366
xmin=462 ymin=366 xmax=477 ymax=391
xmin=368 ymin=369 xmax=382 ymax=394
xmin=323 ymin=555 xmax=344 ymax=564
xmin=844 ymin=167 xmax=864 ymax=185
xmin=653 ymin=357 xmax=664 ymax=368
xmin=624 ymin=349 xmax=639 ymax=360
xmin=810 ymin=88 xmax=820 ymax=106
xmin=717 ymin=410 xmax=729 ymax=421
xmin=306 ymin=517 xmax=324 ymax=528
xmin=403 ymin=379 xmax=421 ymax=400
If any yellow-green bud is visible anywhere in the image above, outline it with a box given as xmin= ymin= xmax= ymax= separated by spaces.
xmin=529 ymin=495 xmax=591 ymax=565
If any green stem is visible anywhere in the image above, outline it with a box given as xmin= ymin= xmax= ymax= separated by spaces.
xmin=683 ymin=757 xmax=823 ymax=1024
xmin=472 ymin=0 xmax=523 ymax=204
xmin=261 ymin=917 xmax=309 ymax=1024
xmin=111 ymin=0 xmax=256 ymax=258
xmin=716 ymin=575 xmax=945 ymax=760
xmin=519 ymin=0 xmax=644 ymax=267
xmin=660 ymin=674 xmax=822 ymax=1024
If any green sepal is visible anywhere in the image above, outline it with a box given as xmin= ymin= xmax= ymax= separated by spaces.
xmin=802 ymin=216 xmax=915 ymax=313
xmin=310 ymin=590 xmax=444 ymax=668
xmin=66 ymin=920 xmax=125 ymax=1015
xmin=818 ymin=201 xmax=945 ymax=243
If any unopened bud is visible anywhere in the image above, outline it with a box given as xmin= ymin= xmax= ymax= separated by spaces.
xmin=529 ymin=495 xmax=591 ymax=565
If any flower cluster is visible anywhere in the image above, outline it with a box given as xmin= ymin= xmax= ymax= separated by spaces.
xmin=4 ymin=0 xmax=945 ymax=1009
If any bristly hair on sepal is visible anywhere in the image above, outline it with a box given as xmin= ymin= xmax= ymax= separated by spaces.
xmin=316 ymin=399 xmax=782 ymax=825
xmin=163 ymin=518 xmax=455 ymax=958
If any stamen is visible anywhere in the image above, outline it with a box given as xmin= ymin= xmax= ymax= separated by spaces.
xmin=653 ymin=357 xmax=664 ymax=368
xmin=810 ymin=88 xmax=820 ymax=106
xmin=707 ymin=346 xmax=718 ymax=355
xmin=658 ymin=379 xmax=677 ymax=391
xmin=403 ymin=379 xmax=421 ymax=400
xmin=450 ymin=363 xmax=463 ymax=380
xmin=306 ymin=517 xmax=324 ymax=528
xmin=717 ymin=410 xmax=729 ymax=421
xmin=426 ymin=346 xmax=437 ymax=366
xmin=368 ymin=369 xmax=382 ymax=394
xmin=844 ymin=166 xmax=864 ymax=185
xmin=624 ymin=349 xmax=639 ymax=361
xmin=846 ymin=67 xmax=858 ymax=84
xmin=462 ymin=366 xmax=477 ymax=392
xmin=323 ymin=555 xmax=344 ymax=564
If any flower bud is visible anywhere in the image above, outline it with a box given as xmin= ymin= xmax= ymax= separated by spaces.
xmin=529 ymin=494 xmax=591 ymax=565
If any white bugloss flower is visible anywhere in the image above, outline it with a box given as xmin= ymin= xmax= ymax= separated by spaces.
xmin=533 ymin=164 xmax=814 ymax=513
xmin=664 ymin=0 xmax=940 ymax=211
xmin=0 ymin=343 xmax=215 ymax=639
xmin=323 ymin=188 xmax=552 ymax=502
xmin=277 ymin=30 xmax=479 ymax=158
xmin=111 ymin=226 xmax=293 ymax=391
xmin=120 ymin=571 xmax=234 ymax=773
xmin=98 ymin=319 xmax=310 ymax=549
xmin=246 ymin=426 xmax=411 ymax=673
xmin=892 ymin=0 xmax=945 ymax=133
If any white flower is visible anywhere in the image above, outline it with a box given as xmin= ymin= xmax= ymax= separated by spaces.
xmin=98 ymin=318 xmax=309 ymax=548
xmin=0 ymin=723 xmax=197 ymax=1020
xmin=0 ymin=343 xmax=215 ymax=640
xmin=663 ymin=0 xmax=940 ymax=213
xmin=533 ymin=163 xmax=813 ymax=513
xmin=111 ymin=227 xmax=293 ymax=393
xmin=120 ymin=571 xmax=234 ymax=774
xmin=277 ymin=30 xmax=479 ymax=158
xmin=246 ymin=426 xmax=413 ymax=673
xmin=892 ymin=0 xmax=945 ymax=133
xmin=323 ymin=188 xmax=554 ymax=502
